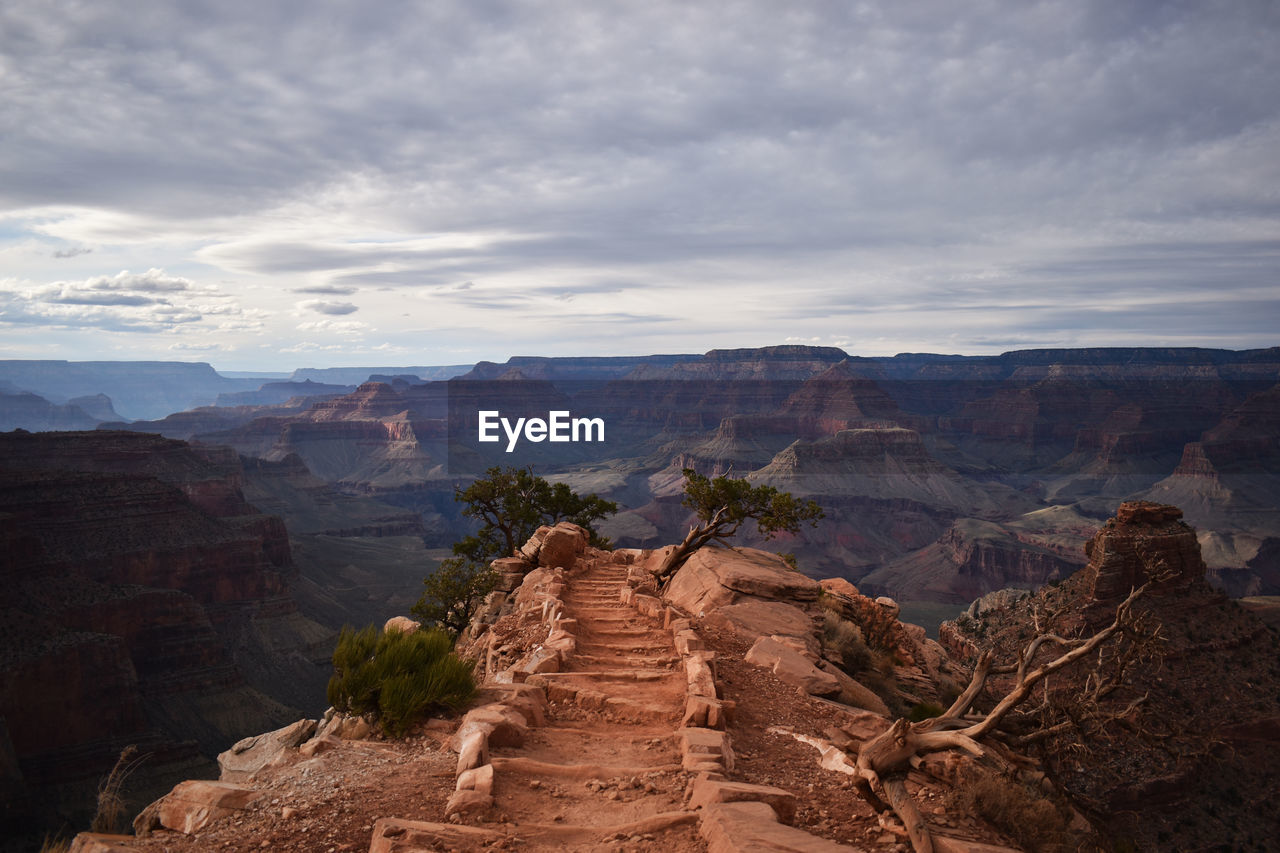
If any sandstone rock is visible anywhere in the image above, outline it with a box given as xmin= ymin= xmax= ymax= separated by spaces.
xmin=68 ymin=833 xmax=135 ymax=853
xmin=458 ymin=703 xmax=528 ymax=748
xmin=683 ymin=695 xmax=734 ymax=729
xmin=1086 ymin=501 xmax=1205 ymax=602
xmin=218 ymin=718 xmax=317 ymax=782
xmin=745 ymin=636 xmax=840 ymax=697
xmin=299 ymin=734 xmax=341 ymax=757
xmin=819 ymin=577 xmax=860 ymax=598
xmin=698 ymin=801 xmax=856 ymax=852
xmin=674 ymin=629 xmax=705 ymax=655
xmin=688 ymin=777 xmax=798 ymax=823
xmin=456 ymin=727 xmax=490 ymax=774
xmin=817 ymin=661 xmax=891 ymax=716
xmin=383 ymin=615 xmax=419 ymax=635
xmin=680 ymin=727 xmax=735 ymax=773
xmin=444 ymin=787 xmax=494 ymax=817
xmin=152 ymin=780 xmax=260 ymax=835
xmin=456 ymin=762 xmax=495 ymax=796
xmin=491 ymin=556 xmax=532 ymax=592
xmin=686 ymin=652 xmax=718 ymax=698
xmin=1116 ymin=500 xmax=1184 ymax=525
xmin=874 ymin=595 xmax=900 ymax=618
xmin=665 ymin=547 xmax=821 ymax=616
xmin=702 ymin=599 xmax=820 ymax=651
xmin=537 ymin=522 xmax=589 ymax=569
xmin=369 ymin=817 xmax=503 ymax=853
xmin=314 ymin=711 xmax=371 ymax=741
xmin=475 ymin=683 xmax=549 ymax=727
xmin=933 ymin=837 xmax=1023 ymax=853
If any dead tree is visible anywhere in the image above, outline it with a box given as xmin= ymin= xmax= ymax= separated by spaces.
xmin=852 ymin=582 xmax=1161 ymax=853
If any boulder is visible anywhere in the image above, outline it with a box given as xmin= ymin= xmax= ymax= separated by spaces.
xmin=383 ymin=615 xmax=419 ymax=635
xmin=703 ymin=598 xmax=821 ymax=652
xmin=456 ymin=703 xmax=528 ymax=748
xmin=68 ymin=834 xmax=135 ymax=853
xmin=745 ymin=637 xmax=840 ymax=697
xmin=665 ymin=547 xmax=821 ymax=616
xmin=218 ymin=718 xmax=317 ymax=782
xmin=456 ymin=762 xmax=495 ymax=797
xmin=537 ymin=522 xmax=589 ymax=569
xmin=874 ymin=596 xmax=900 ymax=619
xmin=816 ymin=661 xmax=891 ymax=716
xmin=819 ymin=577 xmax=860 ymax=598
xmin=444 ymin=788 xmax=493 ymax=817
xmin=150 ymin=780 xmax=260 ymax=835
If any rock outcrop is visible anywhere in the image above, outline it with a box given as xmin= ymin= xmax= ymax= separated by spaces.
xmin=942 ymin=501 xmax=1280 ymax=850
xmin=1083 ymin=500 xmax=1205 ymax=602
xmin=0 ymin=431 xmax=330 ymax=835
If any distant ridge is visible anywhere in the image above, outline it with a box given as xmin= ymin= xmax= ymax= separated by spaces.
xmin=289 ymin=365 xmax=472 ymax=384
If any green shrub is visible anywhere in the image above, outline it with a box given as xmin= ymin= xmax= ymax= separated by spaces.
xmin=907 ymin=701 xmax=945 ymax=722
xmin=326 ymin=624 xmax=476 ymax=737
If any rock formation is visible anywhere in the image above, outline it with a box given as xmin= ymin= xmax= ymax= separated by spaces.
xmin=941 ymin=500 xmax=1280 ymax=850
xmin=0 ymin=431 xmax=332 ymax=837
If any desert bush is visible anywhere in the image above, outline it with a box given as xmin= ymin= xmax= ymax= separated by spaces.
xmin=822 ymin=610 xmax=872 ymax=674
xmin=327 ymin=624 xmax=476 ymax=737
xmin=949 ymin=767 xmax=1076 ymax=852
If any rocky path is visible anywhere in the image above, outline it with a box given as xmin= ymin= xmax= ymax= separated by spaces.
xmin=372 ymin=558 xmax=703 ymax=853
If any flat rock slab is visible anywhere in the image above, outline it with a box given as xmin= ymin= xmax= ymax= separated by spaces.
xmin=156 ymin=780 xmax=260 ymax=835
xmin=69 ymin=833 xmax=136 ymax=852
xmin=218 ymin=717 xmax=316 ymax=782
xmin=702 ymin=599 xmax=820 ymax=650
xmin=369 ymin=817 xmax=503 ymax=853
xmin=935 ymin=836 xmax=1024 ymax=853
xmin=699 ymin=801 xmax=860 ymax=852
xmin=745 ymin=636 xmax=840 ymax=697
xmin=688 ymin=776 xmax=798 ymax=823
xmin=665 ymin=548 xmax=820 ymax=616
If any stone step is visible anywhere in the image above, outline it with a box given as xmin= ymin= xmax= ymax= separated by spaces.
xmin=532 ymin=681 xmax=682 ymax=723
xmin=529 ymin=669 xmax=678 ymax=684
xmin=573 ymin=653 xmax=680 ymax=668
xmin=575 ymin=642 xmax=674 ymax=656
xmin=489 ymin=755 xmax=683 ymax=780
xmin=370 ymin=812 xmax=698 ymax=852
xmin=574 ymin=626 xmax=667 ymax=639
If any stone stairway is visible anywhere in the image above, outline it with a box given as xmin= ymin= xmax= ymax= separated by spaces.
xmin=370 ymin=556 xmax=702 ymax=852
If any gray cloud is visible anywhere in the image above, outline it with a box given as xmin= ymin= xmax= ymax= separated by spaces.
xmin=299 ymin=299 xmax=359 ymax=315
xmin=293 ymin=284 xmax=358 ymax=295
xmin=1 ymin=1 xmax=1278 ymax=363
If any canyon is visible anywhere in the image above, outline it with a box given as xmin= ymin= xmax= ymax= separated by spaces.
xmin=3 ymin=344 xmax=1279 ymax=847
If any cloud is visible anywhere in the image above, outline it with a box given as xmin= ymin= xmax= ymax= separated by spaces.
xmin=293 ymin=284 xmax=358 ymax=295
xmin=0 ymin=267 xmax=244 ymax=334
xmin=296 ymin=318 xmax=368 ymax=336
xmin=53 ymin=246 xmax=92 ymax=258
xmin=0 ymin=1 xmax=1277 ymax=364
xmin=299 ymin=299 xmax=359 ymax=315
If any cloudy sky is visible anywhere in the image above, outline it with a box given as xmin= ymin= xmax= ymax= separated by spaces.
xmin=1 ymin=1 xmax=1278 ymax=370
